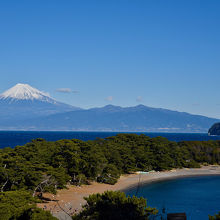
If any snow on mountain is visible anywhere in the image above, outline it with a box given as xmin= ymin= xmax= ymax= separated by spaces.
xmin=0 ymin=84 xmax=81 ymax=124
xmin=0 ymin=83 xmax=56 ymax=103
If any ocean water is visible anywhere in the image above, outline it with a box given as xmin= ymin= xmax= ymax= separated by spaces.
xmin=0 ymin=131 xmax=220 ymax=149
xmin=125 ymin=175 xmax=220 ymax=220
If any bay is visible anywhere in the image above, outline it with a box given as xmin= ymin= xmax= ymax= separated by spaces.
xmin=125 ymin=175 xmax=220 ymax=220
xmin=0 ymin=131 xmax=220 ymax=149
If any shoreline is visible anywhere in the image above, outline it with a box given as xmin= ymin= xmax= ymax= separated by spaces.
xmin=121 ymin=168 xmax=220 ymax=192
xmin=38 ymin=165 xmax=220 ymax=219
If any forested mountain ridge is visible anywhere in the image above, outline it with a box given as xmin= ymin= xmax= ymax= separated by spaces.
xmin=4 ymin=104 xmax=219 ymax=132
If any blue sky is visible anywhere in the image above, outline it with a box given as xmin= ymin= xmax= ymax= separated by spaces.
xmin=0 ymin=0 xmax=220 ymax=118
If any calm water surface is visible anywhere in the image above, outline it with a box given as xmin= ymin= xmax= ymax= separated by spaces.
xmin=125 ymin=175 xmax=220 ymax=220
xmin=0 ymin=131 xmax=220 ymax=148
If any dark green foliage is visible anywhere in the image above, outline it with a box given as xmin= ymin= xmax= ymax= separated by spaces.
xmin=97 ymin=164 xmax=120 ymax=185
xmin=18 ymin=208 xmax=57 ymax=220
xmin=0 ymin=134 xmax=220 ymax=195
xmin=0 ymin=190 xmax=56 ymax=220
xmin=209 ymin=211 xmax=220 ymax=220
xmin=72 ymin=190 xmax=158 ymax=220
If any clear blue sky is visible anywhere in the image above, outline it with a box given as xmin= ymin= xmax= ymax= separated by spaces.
xmin=0 ymin=0 xmax=220 ymax=118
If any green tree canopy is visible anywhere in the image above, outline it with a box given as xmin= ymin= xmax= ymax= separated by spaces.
xmin=72 ymin=190 xmax=157 ymax=220
xmin=0 ymin=190 xmax=57 ymax=220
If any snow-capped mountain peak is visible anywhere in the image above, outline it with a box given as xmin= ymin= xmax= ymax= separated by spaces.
xmin=0 ymin=83 xmax=55 ymax=102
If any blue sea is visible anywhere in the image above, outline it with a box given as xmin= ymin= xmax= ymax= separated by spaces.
xmin=125 ymin=175 xmax=220 ymax=220
xmin=0 ymin=131 xmax=220 ymax=219
xmin=0 ymin=131 xmax=220 ymax=149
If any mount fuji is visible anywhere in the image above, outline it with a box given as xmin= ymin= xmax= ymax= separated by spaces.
xmin=0 ymin=83 xmax=80 ymax=126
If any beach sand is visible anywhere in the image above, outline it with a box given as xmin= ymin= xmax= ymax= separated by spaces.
xmin=37 ymin=165 xmax=220 ymax=219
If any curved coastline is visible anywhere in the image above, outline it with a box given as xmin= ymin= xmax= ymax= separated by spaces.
xmin=115 ymin=166 xmax=220 ymax=193
xmin=122 ymin=170 xmax=220 ymax=193
xmin=38 ymin=165 xmax=220 ymax=219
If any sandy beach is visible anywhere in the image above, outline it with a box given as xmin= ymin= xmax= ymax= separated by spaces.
xmin=37 ymin=165 xmax=220 ymax=219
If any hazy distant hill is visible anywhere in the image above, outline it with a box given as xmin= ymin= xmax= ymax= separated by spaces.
xmin=0 ymin=84 xmax=219 ymax=132
xmin=10 ymin=104 xmax=219 ymax=132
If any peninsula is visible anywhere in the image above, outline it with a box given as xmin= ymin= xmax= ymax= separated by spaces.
xmin=209 ymin=123 xmax=220 ymax=135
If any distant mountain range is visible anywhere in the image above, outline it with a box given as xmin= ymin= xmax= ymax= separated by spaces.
xmin=0 ymin=84 xmax=219 ymax=132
